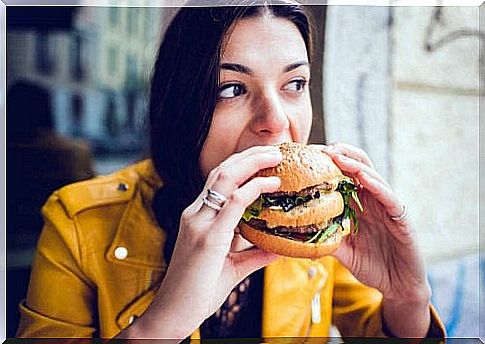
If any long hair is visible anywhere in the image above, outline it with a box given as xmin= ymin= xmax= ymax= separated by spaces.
xmin=150 ymin=2 xmax=314 ymax=263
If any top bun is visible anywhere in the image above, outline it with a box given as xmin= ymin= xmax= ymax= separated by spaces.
xmin=255 ymin=142 xmax=344 ymax=192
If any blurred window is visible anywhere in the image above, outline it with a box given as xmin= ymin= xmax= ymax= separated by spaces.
xmin=70 ymin=33 xmax=84 ymax=81
xmin=71 ymin=93 xmax=83 ymax=136
xmin=35 ymin=32 xmax=54 ymax=74
xmin=104 ymin=97 xmax=118 ymax=137
xmin=126 ymin=54 xmax=137 ymax=86
xmin=127 ymin=8 xmax=138 ymax=36
xmin=109 ymin=7 xmax=119 ymax=28
xmin=108 ymin=46 xmax=118 ymax=75
xmin=143 ymin=9 xmax=152 ymax=39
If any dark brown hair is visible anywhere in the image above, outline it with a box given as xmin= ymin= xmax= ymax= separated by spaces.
xmin=150 ymin=3 xmax=314 ymax=262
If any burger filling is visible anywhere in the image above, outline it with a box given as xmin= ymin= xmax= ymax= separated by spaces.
xmin=242 ymin=178 xmax=363 ymax=243
xmin=261 ymin=183 xmax=334 ymax=212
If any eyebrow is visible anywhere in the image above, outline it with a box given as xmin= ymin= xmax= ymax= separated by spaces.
xmin=284 ymin=61 xmax=309 ymax=72
xmin=220 ymin=61 xmax=309 ymax=76
xmin=220 ymin=63 xmax=254 ymax=76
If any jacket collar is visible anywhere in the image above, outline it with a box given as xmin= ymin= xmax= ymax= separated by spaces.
xmin=106 ymin=160 xmax=167 ymax=271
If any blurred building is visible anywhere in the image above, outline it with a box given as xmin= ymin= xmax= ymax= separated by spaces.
xmin=6 ymin=7 xmax=171 ymax=337
xmin=7 ymin=7 xmax=165 ymax=156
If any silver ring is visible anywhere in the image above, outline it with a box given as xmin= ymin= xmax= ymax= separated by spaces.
xmin=207 ymin=189 xmax=227 ymax=205
xmin=390 ymin=205 xmax=408 ymax=221
xmin=203 ymin=197 xmax=222 ymax=212
xmin=202 ymin=189 xmax=227 ymax=212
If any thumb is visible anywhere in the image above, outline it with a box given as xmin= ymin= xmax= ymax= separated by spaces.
xmin=331 ymin=241 xmax=352 ymax=270
xmin=226 ymin=247 xmax=280 ymax=284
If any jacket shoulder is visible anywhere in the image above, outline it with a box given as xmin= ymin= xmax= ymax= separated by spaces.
xmin=53 ymin=159 xmax=160 ymax=218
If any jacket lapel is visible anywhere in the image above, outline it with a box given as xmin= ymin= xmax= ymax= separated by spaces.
xmin=105 ymin=161 xmax=167 ymax=271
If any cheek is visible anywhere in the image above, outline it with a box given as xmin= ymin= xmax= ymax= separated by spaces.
xmin=199 ymin=109 xmax=246 ymax=176
xmin=291 ymin=95 xmax=313 ymax=142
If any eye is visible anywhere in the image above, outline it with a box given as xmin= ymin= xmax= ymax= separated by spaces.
xmin=284 ymin=79 xmax=307 ymax=92
xmin=218 ymin=83 xmax=247 ymax=99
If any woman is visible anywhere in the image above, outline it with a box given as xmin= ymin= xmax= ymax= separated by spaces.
xmin=17 ymin=2 xmax=445 ymax=340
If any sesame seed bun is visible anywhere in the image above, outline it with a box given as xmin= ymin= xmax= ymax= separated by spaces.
xmin=255 ymin=142 xmax=344 ymax=192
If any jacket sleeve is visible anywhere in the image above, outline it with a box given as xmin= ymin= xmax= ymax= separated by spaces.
xmin=331 ymin=260 xmax=446 ymax=339
xmin=16 ymin=193 xmax=97 ymax=338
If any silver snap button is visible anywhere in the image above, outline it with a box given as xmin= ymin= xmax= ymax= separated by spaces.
xmin=114 ymin=246 xmax=128 ymax=260
xmin=308 ymin=266 xmax=318 ymax=278
xmin=117 ymin=183 xmax=129 ymax=192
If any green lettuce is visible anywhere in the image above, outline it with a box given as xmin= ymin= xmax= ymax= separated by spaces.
xmin=242 ymin=197 xmax=263 ymax=222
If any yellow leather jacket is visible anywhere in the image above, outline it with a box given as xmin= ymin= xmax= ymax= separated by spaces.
xmin=16 ymin=160 xmax=445 ymax=339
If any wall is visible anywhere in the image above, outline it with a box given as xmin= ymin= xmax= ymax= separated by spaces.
xmin=390 ymin=8 xmax=480 ymax=336
xmin=390 ymin=6 xmax=479 ymax=262
xmin=324 ymin=6 xmax=392 ymax=180
xmin=323 ymin=5 xmax=481 ymax=337
xmin=324 ymin=4 xmax=480 ymax=264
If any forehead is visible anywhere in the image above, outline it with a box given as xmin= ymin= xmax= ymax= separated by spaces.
xmin=221 ymin=15 xmax=308 ymax=64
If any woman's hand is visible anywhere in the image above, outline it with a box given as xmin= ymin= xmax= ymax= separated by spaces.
xmin=318 ymin=143 xmax=432 ymax=337
xmin=120 ymin=145 xmax=282 ymax=339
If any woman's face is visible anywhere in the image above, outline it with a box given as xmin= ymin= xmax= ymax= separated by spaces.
xmin=199 ymin=15 xmax=313 ymax=176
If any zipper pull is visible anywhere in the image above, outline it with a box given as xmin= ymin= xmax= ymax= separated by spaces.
xmin=311 ymin=292 xmax=321 ymax=324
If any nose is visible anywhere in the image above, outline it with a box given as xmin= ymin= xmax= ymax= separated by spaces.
xmin=250 ymin=89 xmax=289 ymax=136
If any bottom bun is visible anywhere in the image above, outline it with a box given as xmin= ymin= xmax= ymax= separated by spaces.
xmin=239 ymin=221 xmax=342 ymax=259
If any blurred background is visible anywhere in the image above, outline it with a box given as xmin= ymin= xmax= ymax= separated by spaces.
xmin=4 ymin=2 xmax=483 ymax=339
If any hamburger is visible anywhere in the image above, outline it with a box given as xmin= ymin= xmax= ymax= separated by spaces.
xmin=239 ymin=142 xmax=363 ymax=259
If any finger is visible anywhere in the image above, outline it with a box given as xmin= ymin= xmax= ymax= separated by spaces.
xmin=320 ymin=143 xmax=375 ymax=169
xmin=230 ymin=232 xmax=254 ymax=252
xmin=357 ymin=169 xmax=405 ymax=221
xmin=330 ymin=241 xmax=352 ymax=268
xmin=226 ymin=247 xmax=280 ymax=284
xmin=332 ymin=154 xmax=391 ymax=189
xmin=212 ymin=146 xmax=282 ymax=191
xmin=197 ymin=147 xmax=282 ymax=217
xmin=202 ymin=146 xmax=281 ymax=195
xmin=211 ymin=176 xmax=281 ymax=232
xmin=186 ymin=162 xmax=228 ymax=215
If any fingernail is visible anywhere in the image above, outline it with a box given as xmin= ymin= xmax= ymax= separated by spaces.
xmin=261 ymin=145 xmax=279 ymax=153
xmin=271 ymin=150 xmax=283 ymax=159
xmin=269 ymin=176 xmax=281 ymax=185
xmin=337 ymin=154 xmax=349 ymax=161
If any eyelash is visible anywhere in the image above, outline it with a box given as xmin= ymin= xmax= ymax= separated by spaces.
xmin=284 ymin=79 xmax=308 ymax=92
xmin=217 ymin=83 xmax=247 ymax=100
xmin=217 ymin=78 xmax=309 ymax=100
